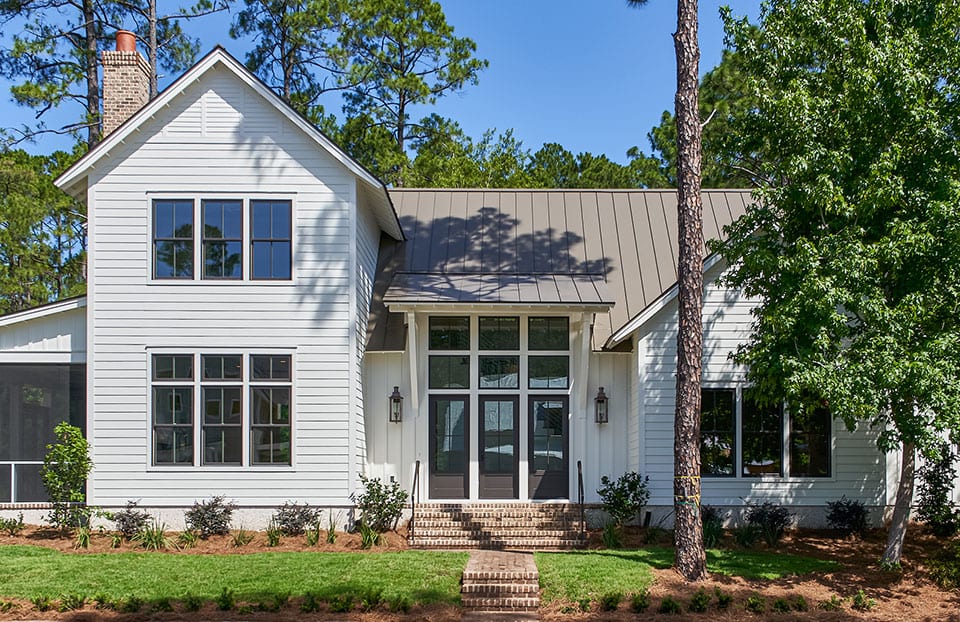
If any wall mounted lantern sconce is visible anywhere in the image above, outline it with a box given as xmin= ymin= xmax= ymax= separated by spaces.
xmin=595 ymin=387 xmax=609 ymax=424
xmin=389 ymin=386 xmax=403 ymax=423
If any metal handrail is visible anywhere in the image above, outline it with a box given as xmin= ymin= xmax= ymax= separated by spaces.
xmin=410 ymin=460 xmax=421 ymax=541
xmin=577 ymin=460 xmax=585 ymax=539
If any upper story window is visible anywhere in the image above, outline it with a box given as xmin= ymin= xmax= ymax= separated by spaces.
xmin=202 ymin=200 xmax=242 ymax=279
xmin=251 ymin=200 xmax=292 ymax=280
xmin=153 ymin=200 xmax=194 ymax=279
xmin=152 ymin=198 xmax=292 ymax=281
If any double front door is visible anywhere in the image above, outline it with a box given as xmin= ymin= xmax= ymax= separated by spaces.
xmin=428 ymin=395 xmax=568 ymax=500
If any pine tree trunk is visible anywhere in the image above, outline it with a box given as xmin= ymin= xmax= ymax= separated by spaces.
xmin=149 ymin=0 xmax=159 ymax=98
xmin=84 ymin=0 xmax=101 ymax=147
xmin=882 ymin=441 xmax=915 ymax=565
xmin=672 ymin=0 xmax=707 ymax=583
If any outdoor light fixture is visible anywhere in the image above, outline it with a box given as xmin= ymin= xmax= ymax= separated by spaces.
xmin=389 ymin=386 xmax=403 ymax=423
xmin=595 ymin=387 xmax=609 ymax=424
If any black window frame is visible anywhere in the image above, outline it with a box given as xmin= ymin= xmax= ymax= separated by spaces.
xmin=201 ymin=199 xmax=243 ymax=280
xmin=250 ymin=199 xmax=292 ymax=280
xmin=152 ymin=199 xmax=195 ymax=279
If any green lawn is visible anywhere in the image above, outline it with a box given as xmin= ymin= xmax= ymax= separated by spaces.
xmin=0 ymin=546 xmax=467 ymax=604
xmin=535 ymin=548 xmax=840 ymax=602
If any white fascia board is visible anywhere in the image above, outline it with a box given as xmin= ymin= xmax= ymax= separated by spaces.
xmin=605 ymin=253 xmax=726 ymax=348
xmin=0 ymin=296 xmax=87 ymax=328
xmin=54 ymin=48 xmax=403 ymax=240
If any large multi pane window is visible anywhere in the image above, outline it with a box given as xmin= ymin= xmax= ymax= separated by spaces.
xmin=251 ymin=199 xmax=292 ymax=280
xmin=429 ymin=317 xmax=471 ymax=389
xmin=151 ymin=353 xmax=292 ymax=467
xmin=152 ymin=198 xmax=292 ymax=281
xmin=153 ymin=199 xmax=194 ymax=279
xmin=700 ymin=387 xmax=831 ymax=478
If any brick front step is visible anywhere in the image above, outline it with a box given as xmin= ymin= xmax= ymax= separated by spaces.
xmin=417 ymin=538 xmax=583 ymax=549
xmin=462 ymin=582 xmax=539 ymax=595
xmin=461 ymin=596 xmax=540 ymax=611
xmin=410 ymin=502 xmax=586 ymax=550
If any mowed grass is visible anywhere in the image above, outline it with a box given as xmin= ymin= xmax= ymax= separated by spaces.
xmin=0 ymin=546 xmax=467 ymax=604
xmin=535 ymin=548 xmax=839 ymax=602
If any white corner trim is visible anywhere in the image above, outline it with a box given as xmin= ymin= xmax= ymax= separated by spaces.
xmin=605 ymin=253 xmax=726 ymax=348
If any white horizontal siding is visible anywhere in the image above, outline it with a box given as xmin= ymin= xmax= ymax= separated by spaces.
xmin=637 ymin=264 xmax=887 ymax=511
xmin=86 ymin=65 xmax=366 ymax=507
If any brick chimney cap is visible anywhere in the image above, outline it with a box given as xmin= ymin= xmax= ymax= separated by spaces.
xmin=116 ymin=30 xmax=136 ymax=52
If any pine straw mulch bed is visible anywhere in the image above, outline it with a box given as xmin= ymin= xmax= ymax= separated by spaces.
xmin=0 ymin=524 xmax=956 ymax=621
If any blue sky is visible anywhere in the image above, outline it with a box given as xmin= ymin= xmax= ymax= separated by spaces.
xmin=3 ymin=1 xmax=760 ymax=162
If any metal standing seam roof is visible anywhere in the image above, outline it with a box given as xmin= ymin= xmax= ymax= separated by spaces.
xmin=366 ymin=189 xmax=752 ymax=351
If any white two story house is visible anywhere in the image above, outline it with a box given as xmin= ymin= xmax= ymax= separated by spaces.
xmin=0 ymin=39 xmax=919 ymax=533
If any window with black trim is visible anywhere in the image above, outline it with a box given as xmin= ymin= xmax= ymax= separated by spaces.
xmin=153 ymin=199 xmax=194 ymax=279
xmin=202 ymin=199 xmax=242 ymax=279
xmin=251 ymin=355 xmax=291 ymax=465
xmin=251 ymin=199 xmax=292 ymax=280
xmin=152 ymin=355 xmax=194 ymax=465
xmin=700 ymin=388 xmax=736 ymax=477
xmin=201 ymin=355 xmax=243 ymax=465
xmin=790 ymin=405 xmax=831 ymax=477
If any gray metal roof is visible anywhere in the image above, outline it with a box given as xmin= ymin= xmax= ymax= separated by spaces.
xmin=366 ymin=189 xmax=751 ymax=351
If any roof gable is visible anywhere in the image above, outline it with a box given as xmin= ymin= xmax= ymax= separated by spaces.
xmin=55 ymin=46 xmax=402 ymax=240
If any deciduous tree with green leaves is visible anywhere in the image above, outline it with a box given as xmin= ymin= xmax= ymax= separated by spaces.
xmin=719 ymin=0 xmax=960 ymax=565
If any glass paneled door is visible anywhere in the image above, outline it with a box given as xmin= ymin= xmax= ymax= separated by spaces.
xmin=528 ymin=396 xmax=569 ymax=499
xmin=479 ymin=396 xmax=519 ymax=498
xmin=429 ymin=396 xmax=469 ymax=498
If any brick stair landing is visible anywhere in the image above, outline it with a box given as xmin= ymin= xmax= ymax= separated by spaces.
xmin=461 ymin=550 xmax=540 ymax=616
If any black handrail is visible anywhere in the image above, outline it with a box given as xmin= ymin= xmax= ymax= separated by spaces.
xmin=410 ymin=459 xmax=421 ymax=541
xmin=577 ymin=460 xmax=585 ymax=539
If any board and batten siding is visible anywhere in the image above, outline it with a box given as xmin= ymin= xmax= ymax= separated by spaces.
xmin=84 ymin=66 xmax=366 ymax=507
xmin=0 ymin=304 xmax=86 ymax=363
xmin=636 ymin=263 xmax=886 ymax=521
xmin=355 ymin=191 xmax=382 ymax=475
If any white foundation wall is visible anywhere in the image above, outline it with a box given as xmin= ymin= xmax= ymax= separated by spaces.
xmin=637 ymin=264 xmax=887 ymax=526
xmin=85 ymin=66 xmax=363 ymax=509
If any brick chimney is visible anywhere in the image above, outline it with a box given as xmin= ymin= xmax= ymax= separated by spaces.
xmin=101 ymin=30 xmax=150 ymax=136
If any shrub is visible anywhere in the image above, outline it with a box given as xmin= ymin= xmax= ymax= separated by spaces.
xmin=272 ymin=502 xmax=321 ymax=536
xmin=772 ymin=597 xmax=791 ymax=613
xmin=305 ymin=521 xmax=322 ymax=546
xmin=792 ymin=595 xmax=809 ymax=611
xmin=597 ymin=471 xmax=650 ymax=528
xmin=73 ymin=526 xmax=90 ymax=549
xmin=326 ymin=511 xmax=339 ymax=543
xmin=182 ymin=594 xmax=203 ymax=612
xmin=359 ymin=588 xmax=383 ymax=612
xmin=389 ymin=595 xmax=411 ymax=613
xmin=601 ymin=523 xmax=622 ymax=548
xmin=929 ymin=539 xmax=960 ymax=589
xmin=358 ymin=521 xmax=381 ymax=548
xmin=135 ymin=520 xmax=176 ymax=550
xmin=732 ymin=523 xmax=761 ymax=548
xmin=330 ymin=594 xmax=354 ymax=613
xmin=177 ymin=529 xmax=199 ymax=548
xmin=688 ymin=587 xmax=710 ymax=613
xmin=351 ymin=475 xmax=408 ymax=532
xmin=630 ymin=590 xmax=650 ymax=612
xmin=745 ymin=593 xmax=765 ymax=614
xmin=818 ymin=595 xmax=844 ymax=611
xmin=658 ymin=596 xmax=682 ymax=614
xmin=599 ymin=591 xmax=622 ymax=611
xmin=266 ymin=520 xmax=282 ymax=547
xmin=150 ymin=597 xmax=173 ymax=612
xmin=917 ymin=441 xmax=960 ymax=537
xmin=118 ymin=596 xmax=143 ymax=613
xmin=851 ymin=589 xmax=875 ymax=611
xmin=745 ymin=501 xmax=792 ymax=546
xmin=41 ymin=422 xmax=92 ymax=532
xmin=185 ymin=496 xmax=236 ymax=538
xmin=215 ymin=588 xmax=235 ymax=611
xmin=701 ymin=505 xmax=724 ymax=548
xmin=0 ymin=599 xmax=17 ymax=613
xmin=0 ymin=512 xmax=25 ymax=536
xmin=231 ymin=526 xmax=255 ymax=547
xmin=58 ymin=594 xmax=85 ymax=612
xmin=113 ymin=501 xmax=151 ymax=540
xmin=714 ymin=588 xmax=733 ymax=610
xmin=825 ymin=496 xmax=868 ymax=538
xmin=30 ymin=595 xmax=52 ymax=612
xmin=300 ymin=592 xmax=321 ymax=613
xmin=577 ymin=597 xmax=590 ymax=612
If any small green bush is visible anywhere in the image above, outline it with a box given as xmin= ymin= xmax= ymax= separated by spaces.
xmin=177 ymin=528 xmax=199 ymax=548
xmin=0 ymin=512 xmax=25 ymax=536
xmin=359 ymin=588 xmax=383 ymax=612
xmin=118 ymin=596 xmax=144 ymax=613
xmin=851 ymin=589 xmax=875 ymax=611
xmin=714 ymin=587 xmax=733 ymax=610
xmin=305 ymin=521 xmax=322 ymax=546
xmin=929 ymin=539 xmax=960 ymax=589
xmin=112 ymin=501 xmax=151 ymax=539
xmin=792 ymin=595 xmax=809 ymax=611
xmin=688 ymin=587 xmax=710 ymax=613
xmin=599 ymin=591 xmax=622 ymax=611
xmin=658 ymin=596 xmax=682 ymax=614
xmin=578 ymin=597 xmax=591 ymax=612
xmin=630 ymin=589 xmax=650 ymax=612
xmin=41 ymin=422 xmax=92 ymax=532
xmin=358 ymin=521 xmax=381 ymax=548
xmin=601 ymin=523 xmax=622 ymax=548
xmin=817 ymin=595 xmax=844 ymax=611
xmin=73 ymin=526 xmax=90 ymax=549
xmin=351 ymin=475 xmax=408 ymax=532
xmin=745 ymin=593 xmax=765 ymax=614
xmin=745 ymin=502 xmax=792 ymax=546
xmin=732 ymin=523 xmax=761 ymax=548
xmin=58 ymin=594 xmax=85 ymax=612
xmin=825 ymin=496 xmax=868 ymax=538
xmin=272 ymin=502 xmax=321 ymax=536
xmin=0 ymin=599 xmax=17 ymax=613
xmin=135 ymin=520 xmax=176 ymax=550
xmin=149 ymin=597 xmax=173 ymax=612
xmin=772 ymin=597 xmax=791 ymax=613
xmin=701 ymin=505 xmax=724 ymax=548
xmin=597 ymin=471 xmax=650 ymax=528
xmin=330 ymin=594 xmax=354 ymax=613
xmin=389 ymin=595 xmax=411 ymax=613
xmin=917 ymin=441 xmax=960 ymax=537
xmin=182 ymin=594 xmax=203 ymax=612
xmin=300 ymin=592 xmax=321 ymax=613
xmin=185 ymin=496 xmax=236 ymax=538
xmin=326 ymin=512 xmax=339 ymax=543
xmin=215 ymin=587 xmax=235 ymax=611
xmin=265 ymin=520 xmax=282 ymax=547
xmin=30 ymin=595 xmax=51 ymax=612
xmin=231 ymin=526 xmax=254 ymax=547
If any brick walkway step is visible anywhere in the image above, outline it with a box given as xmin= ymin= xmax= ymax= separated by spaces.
xmin=461 ymin=550 xmax=541 ymax=616
xmin=410 ymin=502 xmax=585 ymax=550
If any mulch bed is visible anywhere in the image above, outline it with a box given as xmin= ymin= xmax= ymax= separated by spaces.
xmin=0 ymin=524 xmax=957 ymax=620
